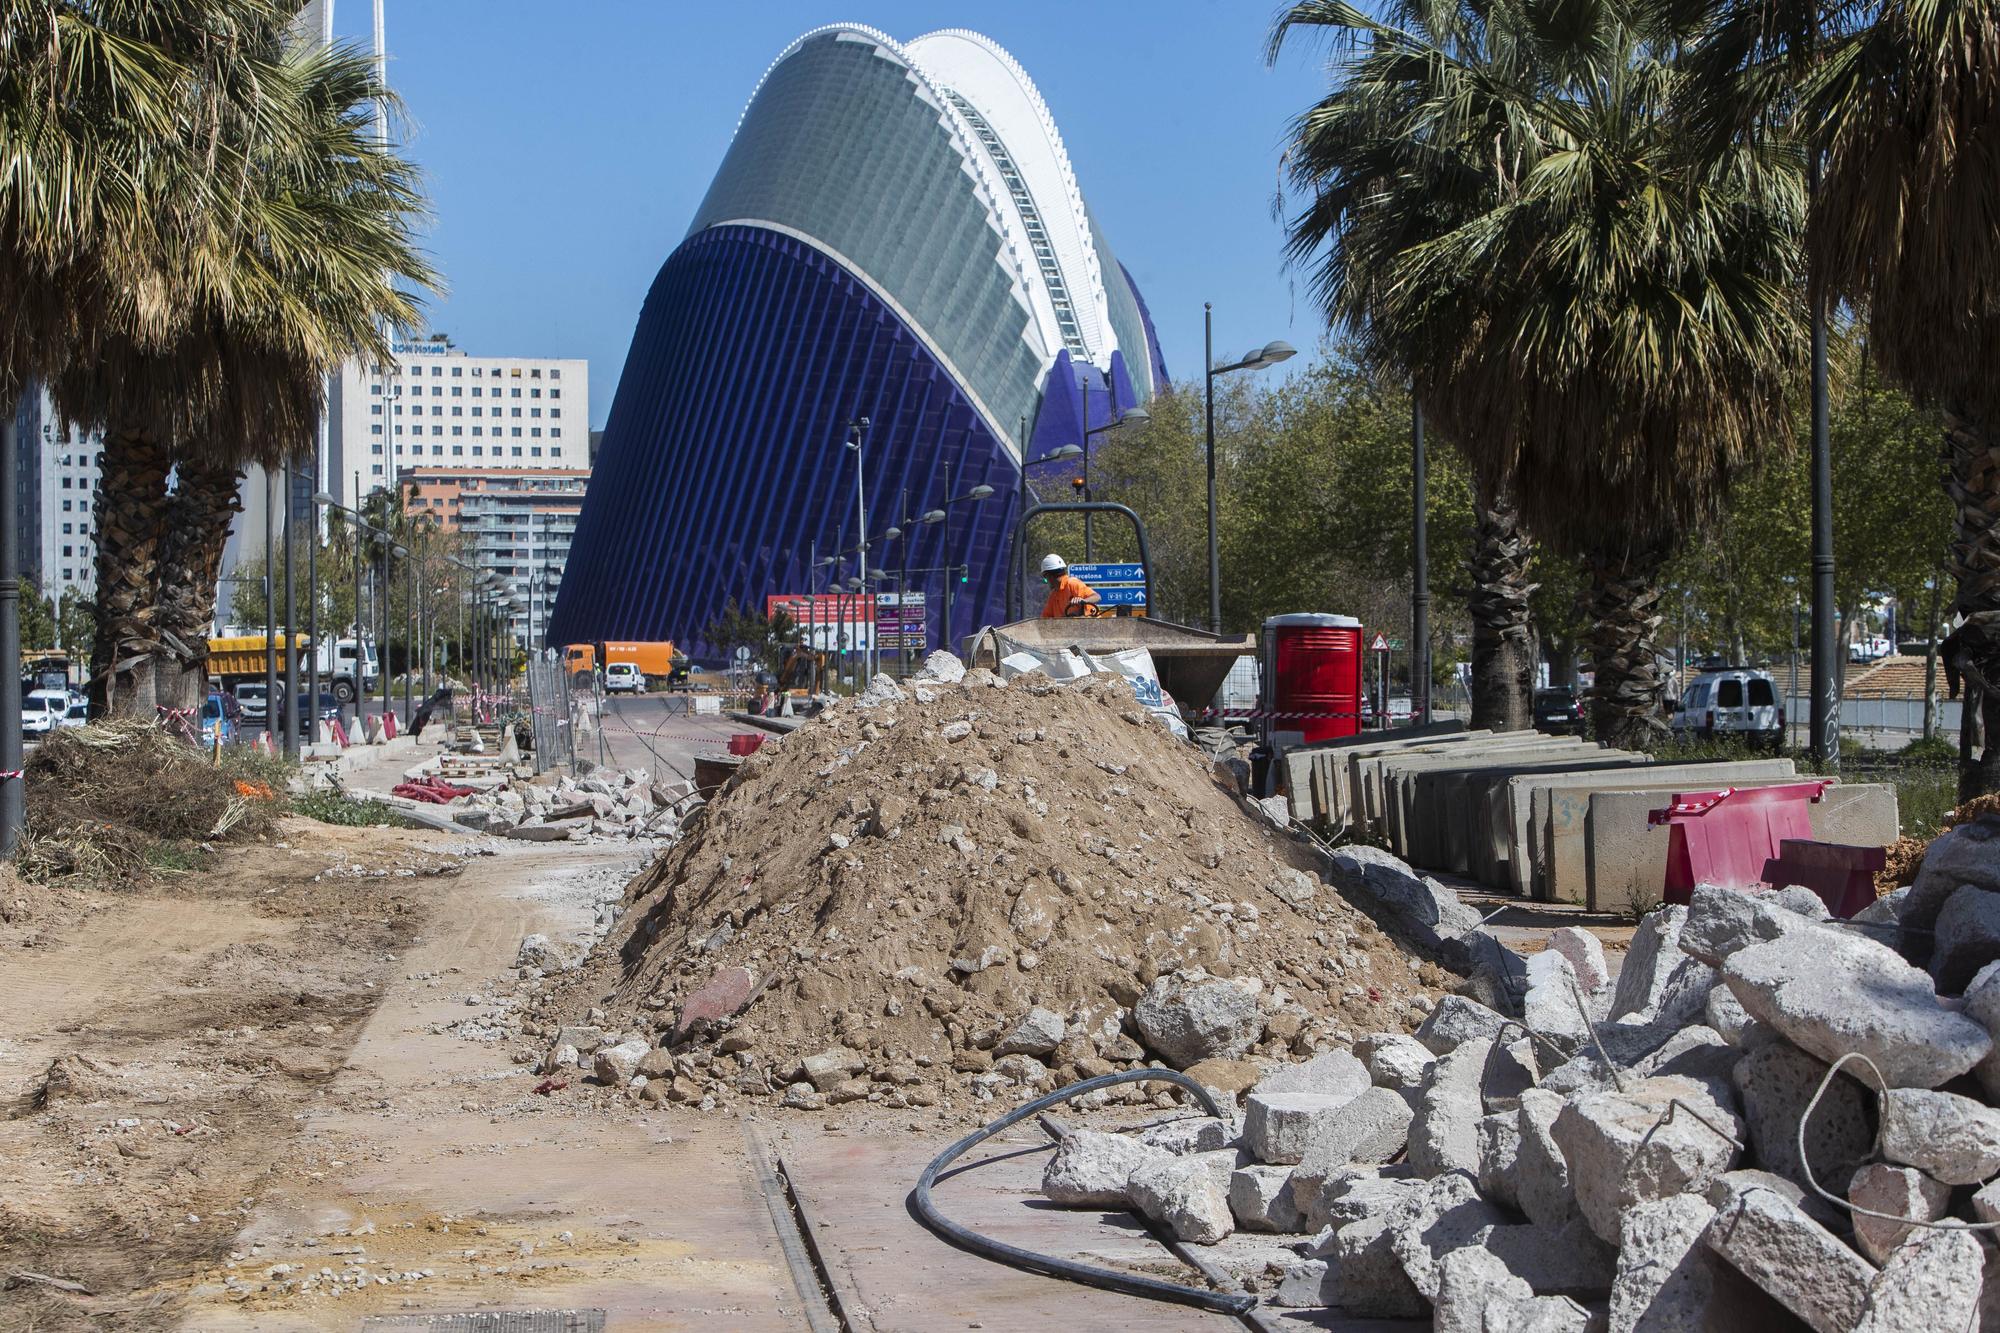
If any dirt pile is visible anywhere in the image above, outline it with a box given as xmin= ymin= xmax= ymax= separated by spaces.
xmin=548 ymin=662 xmax=1447 ymax=1112
xmin=19 ymin=721 xmax=284 ymax=885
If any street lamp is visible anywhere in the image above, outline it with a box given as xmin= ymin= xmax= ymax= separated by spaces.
xmin=395 ymin=542 xmax=413 ymax=728
xmin=935 ymin=459 xmax=992 ymax=654
xmin=1205 ymin=306 xmax=1296 ymax=631
xmin=845 ymin=418 xmax=871 ymax=684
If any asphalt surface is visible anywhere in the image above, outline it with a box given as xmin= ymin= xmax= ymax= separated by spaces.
xmin=588 ymin=691 xmax=756 ymax=786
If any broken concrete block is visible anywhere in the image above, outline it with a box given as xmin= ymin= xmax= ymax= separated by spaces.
xmin=1612 ymin=905 xmax=1691 ymax=1016
xmin=591 ymin=1038 xmax=649 ymax=1085
xmin=1482 ymin=1294 xmax=1593 ymax=1332
xmin=1705 ymin=982 xmax=1777 ymax=1050
xmin=1326 ymin=1208 xmax=1427 ymax=1317
xmin=1523 ymin=949 xmax=1593 ymax=1053
xmin=1480 ymin=1216 xmax=1617 ymax=1298
xmin=673 ymin=966 xmax=757 ymax=1040
xmin=1228 ymin=1164 xmax=1304 ymax=1233
xmin=1416 ymin=994 xmax=1511 ymax=1055
xmin=1324 ymin=841 xmax=1482 ymax=942
xmin=1134 ymin=971 xmax=1265 ymax=1068
xmin=1135 ymin=1116 xmax=1235 ymax=1156
xmin=993 ymin=1006 xmax=1066 ymax=1057
xmin=1362 ymin=1031 xmax=1436 ymax=1092
xmin=1180 ymin=1057 xmax=1262 ymax=1100
xmin=800 ymin=1046 xmax=867 ymax=1092
xmin=1478 ymin=1111 xmax=1523 ymax=1208
xmin=1270 ymin=1256 xmax=1333 ymax=1307
xmin=1408 ymin=1038 xmax=1493 ymax=1177
xmin=1041 ymin=1129 xmax=1168 ymax=1207
xmin=1706 ymin=1174 xmax=1878 ymax=1333
xmin=1289 ymin=1084 xmax=1415 ymax=1174
xmin=1552 ymin=1076 xmax=1745 ymax=1244
xmin=1252 ymin=1048 xmax=1369 ymax=1101
xmin=1880 ymin=1086 xmax=2000 ymax=1185
xmin=1288 ymin=1162 xmax=1422 ymax=1232
xmin=1680 ymin=884 xmax=1815 ymax=967
xmin=1704 ymin=1168 xmax=1843 ymax=1231
xmin=1932 ymin=883 xmax=2000 ymax=993
xmin=1244 ymin=1092 xmax=1354 ymax=1165
xmin=1965 ymin=960 xmax=2000 ymax=1102
xmin=1853 ymin=886 xmax=1907 ymax=927
xmin=1388 ymin=1171 xmax=1509 ymax=1300
xmin=1732 ymin=1042 xmax=1873 ymax=1196
xmin=1126 ymin=1156 xmax=1234 ymax=1244
xmin=1514 ymin=1088 xmax=1576 ymax=1228
xmin=1770 ymin=885 xmax=1832 ymax=919
xmin=1901 ymin=815 xmax=2000 ymax=944
xmin=1547 ymin=926 xmax=1611 ymax=994
xmin=1483 ymin=1037 xmax=1540 ymax=1114
xmin=1189 ymin=1146 xmax=1254 ymax=1194
xmin=1723 ymin=927 xmax=1993 ymax=1088
xmin=1636 ymin=1024 xmax=1741 ymax=1104
xmin=1851 ymin=1228 xmax=1984 ymax=1333
xmin=1847 ymin=1164 xmax=1951 ymax=1265
xmin=1608 ymin=1194 xmax=1725 ymax=1333
xmin=1435 ymin=1246 xmax=1533 ymax=1333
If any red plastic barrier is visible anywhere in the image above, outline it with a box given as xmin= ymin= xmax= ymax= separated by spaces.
xmin=1648 ymin=781 xmax=1833 ymax=904
xmin=1761 ymin=838 xmax=1888 ymax=919
xmin=390 ymin=777 xmax=479 ymax=804
xmin=727 ymin=732 xmax=765 ymax=756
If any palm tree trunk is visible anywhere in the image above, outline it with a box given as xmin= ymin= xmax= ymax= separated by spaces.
xmin=153 ymin=460 xmax=244 ymax=713
xmin=1942 ymin=407 xmax=2000 ymax=797
xmin=1581 ymin=541 xmax=1671 ymax=750
xmin=1466 ymin=475 xmax=1536 ymax=731
xmin=87 ymin=426 xmax=173 ymax=717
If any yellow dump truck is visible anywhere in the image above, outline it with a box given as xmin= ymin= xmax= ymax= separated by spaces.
xmin=207 ymin=634 xmax=376 ymax=703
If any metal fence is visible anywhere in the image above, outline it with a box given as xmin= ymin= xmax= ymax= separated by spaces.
xmin=523 ymin=650 xmax=579 ymax=777
xmin=1784 ymin=693 xmax=1959 ymax=736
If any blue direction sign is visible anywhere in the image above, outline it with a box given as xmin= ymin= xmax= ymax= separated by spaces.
xmin=1094 ymin=585 xmax=1148 ymax=607
xmin=1068 ymin=562 xmax=1145 ymax=584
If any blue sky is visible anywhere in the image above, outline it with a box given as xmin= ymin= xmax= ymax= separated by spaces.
xmin=331 ymin=2 xmax=1337 ymax=428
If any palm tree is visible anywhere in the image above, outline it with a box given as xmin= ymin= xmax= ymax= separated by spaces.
xmin=57 ymin=33 xmax=432 ymax=714
xmin=1271 ymin=0 xmax=1542 ymax=732
xmin=1798 ymin=0 xmax=2000 ymax=794
xmin=1272 ymin=0 xmax=1806 ymax=748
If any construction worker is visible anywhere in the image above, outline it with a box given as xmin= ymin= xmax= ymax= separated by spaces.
xmin=1039 ymin=553 xmax=1101 ymax=619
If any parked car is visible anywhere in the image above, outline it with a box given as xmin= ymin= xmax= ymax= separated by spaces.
xmin=1533 ymin=686 xmax=1586 ymax=735
xmin=1848 ymin=636 xmax=1893 ymax=664
xmin=604 ymin=662 xmax=646 ymax=694
xmin=234 ymin=681 xmax=274 ymax=725
xmin=1669 ymin=666 xmax=1785 ymax=749
xmin=200 ymin=691 xmax=238 ymax=744
xmin=278 ymin=690 xmax=342 ymax=729
xmin=1384 ymin=695 xmax=1414 ymax=723
xmin=21 ymin=688 xmax=83 ymax=735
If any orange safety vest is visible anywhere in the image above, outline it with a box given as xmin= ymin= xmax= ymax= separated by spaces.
xmin=1041 ymin=574 xmax=1097 ymax=619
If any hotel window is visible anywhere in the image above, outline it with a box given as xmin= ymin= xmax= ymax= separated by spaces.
xmin=531 ymin=428 xmax=542 ymax=438
xmin=370 ymin=424 xmax=382 ymax=434
xmin=511 ymin=407 xmax=522 ymax=417
xmin=393 ymin=404 xmax=402 ymax=414
xmin=372 ymin=444 xmax=383 ymax=455
xmin=551 ymin=409 xmax=561 ymax=419
xmin=531 ymin=408 xmax=541 ymax=418
xmin=472 ymin=387 xmax=482 ymax=397
xmin=511 ymin=387 xmax=522 ymax=398
xmin=451 ymin=386 xmax=462 ymax=397
xmin=551 ymin=368 xmax=561 ymax=379
xmin=531 ymin=368 xmax=542 ymax=379
xmin=432 ymin=426 xmax=443 ymax=436
xmin=431 ymin=366 xmax=442 ymax=376
xmin=472 ymin=426 xmax=482 ymax=436
xmin=512 ymin=447 xmax=523 ymax=457
xmin=370 ymin=384 xmax=381 ymax=394
xmin=452 ymin=446 xmax=463 ymax=457
xmin=531 ymin=447 xmax=544 ymax=458
xmin=372 ymin=464 xmax=383 ymax=476
xmin=511 ymin=427 xmax=523 ymax=437
xmin=510 ymin=367 xmax=522 ymax=377
xmin=451 ymin=366 xmax=462 ymax=377
xmin=473 ymin=446 xmax=483 ymax=457
xmin=531 ymin=388 xmax=541 ymax=398
xmin=452 ymin=406 xmax=462 ymax=417
xmin=432 ymin=406 xmax=442 ymax=416
xmin=432 ymin=446 xmax=443 ymax=456
xmin=452 ymin=425 xmax=463 ymax=436
xmin=370 ymin=404 xmax=381 ymax=414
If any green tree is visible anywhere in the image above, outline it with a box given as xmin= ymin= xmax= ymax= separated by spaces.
xmin=1798 ymin=0 xmax=2000 ymax=794
xmin=55 ymin=586 xmax=91 ymax=663
xmin=18 ymin=577 xmax=55 ymax=652
xmin=1270 ymin=0 xmax=1806 ymax=748
xmin=56 ymin=27 xmax=432 ymax=715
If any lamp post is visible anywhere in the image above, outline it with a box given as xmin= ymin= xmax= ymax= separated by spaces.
xmin=0 ymin=411 xmax=21 ymax=853
xmin=306 ymin=465 xmax=320 ymax=747
xmin=1204 ymin=309 xmax=1295 ymax=632
xmin=1074 ymin=381 xmax=1150 ymax=561
xmin=263 ymin=470 xmax=278 ymax=749
xmin=397 ymin=543 xmax=413 ymax=727
xmin=282 ymin=460 xmax=299 ymax=759
xmin=935 ymin=458 xmax=993 ymax=655
xmin=845 ymin=418 xmax=871 ymax=684
xmin=1412 ymin=399 xmax=1431 ymax=727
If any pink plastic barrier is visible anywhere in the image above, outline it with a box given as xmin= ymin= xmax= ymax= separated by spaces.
xmin=1648 ymin=780 xmax=1834 ymax=904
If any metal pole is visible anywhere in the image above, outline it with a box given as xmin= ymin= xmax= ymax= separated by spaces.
xmin=1081 ymin=376 xmax=1093 ymax=562
xmin=1808 ymin=154 xmax=1838 ymax=769
xmin=1205 ymin=303 xmax=1221 ymax=633
xmin=942 ymin=459 xmax=953 ymax=655
xmin=1411 ymin=397 xmax=1431 ymax=726
xmin=307 ymin=469 xmax=319 ymax=747
xmin=264 ymin=471 xmax=278 ymax=748
xmin=377 ymin=543 xmax=391 ymax=733
xmin=351 ymin=529 xmax=362 ymax=734
xmin=900 ymin=487 xmax=910 ymax=674
xmin=282 ymin=460 xmax=299 ymax=758
xmin=852 ymin=420 xmax=871 ymax=685
xmin=0 ymin=412 xmax=25 ymax=853
xmin=403 ymin=547 xmax=414 ymax=727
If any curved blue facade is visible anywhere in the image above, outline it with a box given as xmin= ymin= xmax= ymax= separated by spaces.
xmin=549 ymin=26 xmax=1166 ymax=662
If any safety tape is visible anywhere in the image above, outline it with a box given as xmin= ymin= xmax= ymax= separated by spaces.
xmin=0 ymin=769 xmax=22 ymax=781
xmin=1185 ymin=708 xmax=1369 ymax=721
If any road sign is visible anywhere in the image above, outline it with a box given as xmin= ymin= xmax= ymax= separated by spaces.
xmin=1370 ymin=633 xmax=1389 ymax=653
xmin=1068 ymin=562 xmax=1144 ymax=584
xmin=1094 ymin=585 xmax=1148 ymax=607
xmin=734 ymin=645 xmax=752 ymax=663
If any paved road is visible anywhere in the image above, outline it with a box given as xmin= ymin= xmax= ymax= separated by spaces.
xmin=589 ymin=692 xmax=755 ymax=785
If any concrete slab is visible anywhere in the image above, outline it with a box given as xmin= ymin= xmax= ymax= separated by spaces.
xmin=1379 ymin=738 xmax=1596 ymax=862
xmin=1281 ymin=722 xmax=1471 ymax=822
xmin=1310 ymin=731 xmax=1490 ymax=830
xmin=1459 ymin=755 xmax=1651 ymax=888
xmin=1524 ymin=760 xmax=1798 ymax=901
xmin=1586 ymin=781 xmax=1900 ymax=914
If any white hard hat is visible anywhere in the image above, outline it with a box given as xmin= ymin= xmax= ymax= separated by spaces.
xmin=1040 ymin=553 xmax=1067 ymax=574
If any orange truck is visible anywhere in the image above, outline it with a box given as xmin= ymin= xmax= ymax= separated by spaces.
xmin=564 ymin=640 xmax=689 ymax=687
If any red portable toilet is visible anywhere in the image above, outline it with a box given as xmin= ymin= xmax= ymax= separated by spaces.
xmin=1261 ymin=614 xmax=1364 ymax=747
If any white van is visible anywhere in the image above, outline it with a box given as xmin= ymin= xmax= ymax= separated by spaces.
xmin=1671 ymin=667 xmax=1785 ymax=749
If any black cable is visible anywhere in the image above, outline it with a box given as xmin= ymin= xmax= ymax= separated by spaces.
xmin=909 ymin=1067 xmax=1258 ymax=1317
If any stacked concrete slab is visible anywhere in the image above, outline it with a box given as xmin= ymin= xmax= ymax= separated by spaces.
xmin=1280 ymin=725 xmax=1899 ymax=914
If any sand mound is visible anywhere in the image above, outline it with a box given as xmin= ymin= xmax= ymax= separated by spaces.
xmin=553 ymin=665 xmax=1444 ymax=1111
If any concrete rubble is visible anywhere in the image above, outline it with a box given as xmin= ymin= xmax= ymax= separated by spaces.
xmin=416 ymin=760 xmax=693 ymax=842
xmin=1023 ymin=830 xmax=2000 ymax=1327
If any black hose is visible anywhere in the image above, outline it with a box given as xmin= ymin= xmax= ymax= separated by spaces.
xmin=909 ymin=1067 xmax=1259 ymax=1317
